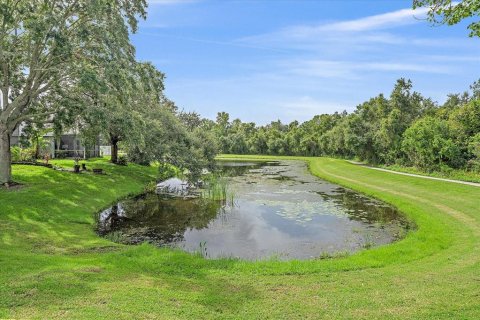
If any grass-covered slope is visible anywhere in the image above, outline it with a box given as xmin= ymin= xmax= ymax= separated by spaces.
xmin=1 ymin=156 xmax=479 ymax=319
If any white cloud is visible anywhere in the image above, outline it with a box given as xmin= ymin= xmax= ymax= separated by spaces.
xmin=282 ymin=59 xmax=453 ymax=79
xmin=318 ymin=7 xmax=429 ymax=32
xmin=139 ymin=4 xmax=479 ymax=123
xmin=363 ymin=62 xmax=452 ymax=73
xmin=240 ymin=7 xmax=429 ymax=46
xmin=285 ymin=60 xmax=358 ymax=79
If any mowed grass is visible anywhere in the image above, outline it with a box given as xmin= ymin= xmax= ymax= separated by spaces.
xmin=0 ymin=156 xmax=479 ymax=319
xmin=382 ymin=163 xmax=480 ymax=184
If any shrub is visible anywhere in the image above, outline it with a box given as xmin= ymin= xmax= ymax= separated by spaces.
xmin=127 ymin=148 xmax=151 ymax=166
xmin=468 ymin=133 xmax=480 ymax=159
xmin=402 ymin=117 xmax=462 ymax=170
xmin=11 ymin=146 xmax=36 ymax=162
xmin=158 ymin=163 xmax=178 ymax=181
xmin=117 ymin=155 xmax=128 ymax=166
xmin=467 ymin=160 xmax=480 ymax=173
xmin=144 ymin=181 xmax=157 ymax=193
xmin=11 ymin=146 xmax=22 ymax=162
xmin=55 ymin=150 xmax=68 ymax=159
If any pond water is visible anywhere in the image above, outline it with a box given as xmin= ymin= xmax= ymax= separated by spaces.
xmin=96 ymin=161 xmax=411 ymax=260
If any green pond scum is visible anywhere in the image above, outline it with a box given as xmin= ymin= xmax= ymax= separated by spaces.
xmin=97 ymin=161 xmax=410 ymax=260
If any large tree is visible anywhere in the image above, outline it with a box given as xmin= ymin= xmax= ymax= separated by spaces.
xmin=402 ymin=116 xmax=461 ymax=169
xmin=95 ymin=60 xmax=165 ymax=163
xmin=0 ymin=0 xmax=147 ymax=184
xmin=414 ymin=0 xmax=480 ymax=37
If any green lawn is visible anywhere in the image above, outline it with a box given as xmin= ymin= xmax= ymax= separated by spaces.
xmin=381 ymin=163 xmax=480 ymax=183
xmin=1 ymin=156 xmax=479 ymax=319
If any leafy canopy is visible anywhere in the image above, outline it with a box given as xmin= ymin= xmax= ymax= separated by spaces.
xmin=413 ymin=0 xmax=480 ymax=37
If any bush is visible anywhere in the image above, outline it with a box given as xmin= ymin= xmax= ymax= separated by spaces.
xmin=402 ymin=117 xmax=462 ymax=170
xmin=11 ymin=146 xmax=36 ymax=162
xmin=158 ymin=163 xmax=178 ymax=181
xmin=11 ymin=146 xmax=21 ymax=162
xmin=127 ymin=148 xmax=151 ymax=166
xmin=117 ymin=155 xmax=128 ymax=166
xmin=55 ymin=150 xmax=68 ymax=159
xmin=144 ymin=181 xmax=157 ymax=193
xmin=467 ymin=160 xmax=480 ymax=173
xmin=468 ymin=133 xmax=480 ymax=160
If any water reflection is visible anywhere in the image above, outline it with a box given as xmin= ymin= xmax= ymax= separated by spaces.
xmin=97 ymin=194 xmax=222 ymax=245
xmin=97 ymin=161 xmax=411 ymax=260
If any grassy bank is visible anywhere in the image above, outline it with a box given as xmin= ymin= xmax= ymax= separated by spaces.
xmin=1 ymin=156 xmax=479 ymax=319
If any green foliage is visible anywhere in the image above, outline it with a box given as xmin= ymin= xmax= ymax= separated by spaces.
xmin=158 ymin=163 xmax=179 ymax=181
xmin=206 ymin=79 xmax=480 ymax=173
xmin=202 ymin=174 xmax=232 ymax=202
xmin=448 ymin=99 xmax=480 ymax=142
xmin=117 ymin=155 xmax=128 ymax=166
xmin=54 ymin=150 xmax=68 ymax=159
xmin=0 ymin=0 xmax=148 ymax=183
xmin=402 ymin=117 xmax=462 ymax=170
xmin=10 ymin=146 xmax=36 ymax=162
xmin=468 ymin=133 xmax=480 ymax=158
xmin=414 ymin=0 xmax=480 ymax=37
xmin=18 ymin=123 xmax=52 ymax=159
xmin=467 ymin=133 xmax=480 ymax=172
xmin=10 ymin=146 xmax=22 ymax=162
xmin=143 ymin=181 xmax=158 ymax=193
xmin=125 ymin=105 xmax=218 ymax=183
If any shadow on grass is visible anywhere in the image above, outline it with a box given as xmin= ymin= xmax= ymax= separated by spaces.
xmin=0 ymin=162 xmax=261 ymax=316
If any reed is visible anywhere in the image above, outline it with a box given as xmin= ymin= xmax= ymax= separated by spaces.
xmin=201 ymin=174 xmax=235 ymax=206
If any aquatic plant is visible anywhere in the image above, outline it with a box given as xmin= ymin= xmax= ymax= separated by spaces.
xmin=104 ymin=231 xmax=125 ymax=243
xmin=144 ymin=181 xmax=157 ymax=193
xmin=201 ymin=174 xmax=235 ymax=206
xmin=363 ymin=234 xmax=375 ymax=249
xmin=198 ymin=241 xmax=208 ymax=258
xmin=317 ymin=251 xmax=350 ymax=260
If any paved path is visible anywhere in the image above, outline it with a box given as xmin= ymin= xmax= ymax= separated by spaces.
xmin=347 ymin=161 xmax=480 ymax=188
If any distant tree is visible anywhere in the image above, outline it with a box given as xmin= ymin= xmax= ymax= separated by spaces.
xmin=179 ymin=111 xmax=203 ymax=131
xmin=468 ymin=133 xmax=480 ymax=158
xmin=216 ymin=112 xmax=230 ymax=132
xmin=402 ymin=117 xmax=461 ymax=169
xmin=467 ymin=133 xmax=480 ymax=171
xmin=202 ymin=78 xmax=478 ymax=173
xmin=470 ymin=79 xmax=480 ymax=99
xmin=448 ymin=100 xmax=480 ymax=144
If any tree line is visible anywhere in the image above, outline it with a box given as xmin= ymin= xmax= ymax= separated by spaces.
xmin=187 ymin=79 xmax=480 ymax=172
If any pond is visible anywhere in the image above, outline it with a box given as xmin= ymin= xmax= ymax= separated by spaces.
xmin=96 ymin=161 xmax=411 ymax=260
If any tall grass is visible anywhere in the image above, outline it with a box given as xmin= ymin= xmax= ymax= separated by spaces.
xmin=201 ymin=174 xmax=235 ymax=206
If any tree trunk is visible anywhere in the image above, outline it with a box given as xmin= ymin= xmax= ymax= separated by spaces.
xmin=35 ymin=136 xmax=40 ymax=159
xmin=0 ymin=126 xmax=12 ymax=185
xmin=111 ymin=139 xmax=118 ymax=164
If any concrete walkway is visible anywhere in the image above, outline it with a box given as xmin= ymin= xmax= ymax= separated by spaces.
xmin=347 ymin=161 xmax=480 ymax=188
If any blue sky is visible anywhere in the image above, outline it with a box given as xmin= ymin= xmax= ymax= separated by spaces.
xmin=132 ymin=0 xmax=480 ymax=124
